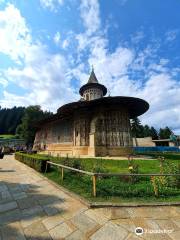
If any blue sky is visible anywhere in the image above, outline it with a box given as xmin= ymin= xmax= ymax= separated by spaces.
xmin=0 ymin=0 xmax=180 ymax=133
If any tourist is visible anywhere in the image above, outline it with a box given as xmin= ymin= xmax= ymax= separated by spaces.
xmin=0 ymin=146 xmax=4 ymax=159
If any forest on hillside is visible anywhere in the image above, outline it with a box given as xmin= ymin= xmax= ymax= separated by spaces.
xmin=0 ymin=106 xmax=25 ymax=134
xmin=0 ymin=106 xmax=52 ymax=142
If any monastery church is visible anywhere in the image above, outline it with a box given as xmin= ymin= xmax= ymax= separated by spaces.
xmin=34 ymin=69 xmax=149 ymax=156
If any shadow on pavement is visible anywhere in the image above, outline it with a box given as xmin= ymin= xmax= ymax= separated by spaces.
xmin=0 ymin=180 xmax=68 ymax=240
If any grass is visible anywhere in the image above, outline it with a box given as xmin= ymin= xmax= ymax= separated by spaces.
xmin=41 ymin=154 xmax=180 ymax=203
xmin=16 ymin=152 xmax=180 ymax=203
xmin=48 ymin=156 xmax=179 ymax=174
xmin=0 ymin=134 xmax=16 ymax=139
xmin=43 ymin=168 xmax=180 ymax=203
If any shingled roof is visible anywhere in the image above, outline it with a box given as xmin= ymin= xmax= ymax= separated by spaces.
xmin=88 ymin=68 xmax=98 ymax=83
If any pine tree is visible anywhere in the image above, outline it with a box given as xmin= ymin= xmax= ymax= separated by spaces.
xmin=143 ymin=125 xmax=151 ymax=137
xmin=131 ymin=117 xmax=144 ymax=137
xmin=150 ymin=127 xmax=158 ymax=140
xmin=159 ymin=127 xmax=172 ymax=139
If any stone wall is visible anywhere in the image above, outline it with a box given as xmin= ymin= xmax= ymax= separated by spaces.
xmin=133 ymin=137 xmax=156 ymax=147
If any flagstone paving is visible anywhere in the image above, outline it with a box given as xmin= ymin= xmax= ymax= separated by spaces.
xmin=0 ymin=155 xmax=179 ymax=239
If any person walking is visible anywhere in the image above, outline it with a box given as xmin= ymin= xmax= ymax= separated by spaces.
xmin=0 ymin=146 xmax=4 ymax=159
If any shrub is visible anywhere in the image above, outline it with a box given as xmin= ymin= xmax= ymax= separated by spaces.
xmin=128 ymin=159 xmax=139 ymax=183
xmin=61 ymin=155 xmax=73 ymax=167
xmin=92 ymin=159 xmax=106 ymax=173
xmin=150 ymin=176 xmax=163 ymax=197
xmin=92 ymin=159 xmax=107 ymax=179
xmin=72 ymin=158 xmax=83 ymax=170
xmin=163 ymin=161 xmax=180 ymax=188
xmin=15 ymin=152 xmax=50 ymax=173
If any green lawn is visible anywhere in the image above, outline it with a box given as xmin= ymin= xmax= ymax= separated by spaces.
xmin=41 ymin=154 xmax=180 ymax=203
xmin=16 ymin=152 xmax=180 ymax=203
xmin=49 ymin=155 xmax=179 ymax=174
xmin=0 ymin=134 xmax=16 ymax=139
xmin=43 ymin=168 xmax=180 ymax=203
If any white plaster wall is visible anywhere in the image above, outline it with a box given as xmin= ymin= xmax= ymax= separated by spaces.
xmin=83 ymin=88 xmax=103 ymax=100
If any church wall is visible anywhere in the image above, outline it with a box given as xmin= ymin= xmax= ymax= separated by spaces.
xmin=33 ymin=119 xmax=73 ymax=152
xmin=73 ymin=113 xmax=90 ymax=147
xmin=34 ymin=105 xmax=133 ymax=156
xmin=93 ymin=108 xmax=132 ymax=147
xmin=94 ymin=146 xmax=132 ymax=156
xmin=51 ymin=119 xmax=73 ymax=143
xmin=89 ymin=107 xmax=133 ymax=156
xmin=72 ymin=146 xmax=89 ymax=156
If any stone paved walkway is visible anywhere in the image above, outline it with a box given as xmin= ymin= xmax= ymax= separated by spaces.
xmin=0 ymin=155 xmax=179 ymax=240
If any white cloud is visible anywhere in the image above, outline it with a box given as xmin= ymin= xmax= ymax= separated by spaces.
xmin=80 ymin=0 xmax=100 ymax=36
xmin=0 ymin=78 xmax=8 ymax=87
xmin=54 ymin=31 xmax=61 ymax=45
xmin=75 ymin=0 xmax=104 ymax=56
xmin=0 ymin=4 xmax=31 ymax=63
xmin=131 ymin=31 xmax=144 ymax=44
xmin=1 ymin=41 xmax=79 ymax=111
xmin=40 ymin=0 xmax=63 ymax=11
xmin=0 ymin=4 xmax=78 ymax=111
xmin=1 ymin=91 xmax=34 ymax=108
xmin=138 ymin=73 xmax=180 ymax=132
xmin=71 ymin=0 xmax=180 ymax=134
xmin=62 ymin=39 xmax=69 ymax=49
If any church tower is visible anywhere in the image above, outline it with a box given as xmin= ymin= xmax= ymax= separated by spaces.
xmin=79 ymin=68 xmax=107 ymax=101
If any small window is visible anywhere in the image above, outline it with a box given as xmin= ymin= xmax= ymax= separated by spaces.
xmin=76 ymin=131 xmax=79 ymax=137
xmin=86 ymin=94 xmax=89 ymax=100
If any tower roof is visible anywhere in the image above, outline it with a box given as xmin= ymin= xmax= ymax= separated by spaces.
xmin=79 ymin=68 xmax=107 ymax=96
xmin=88 ymin=68 xmax=98 ymax=83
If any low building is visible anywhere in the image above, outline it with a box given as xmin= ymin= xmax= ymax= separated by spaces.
xmin=133 ymin=137 xmax=156 ymax=147
xmin=133 ymin=136 xmax=180 ymax=147
xmin=34 ymin=69 xmax=149 ymax=156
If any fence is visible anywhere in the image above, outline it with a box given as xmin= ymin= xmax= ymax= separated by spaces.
xmin=134 ymin=146 xmax=180 ymax=153
xmin=46 ymin=161 xmax=180 ymax=197
xmin=0 ymin=138 xmax=26 ymax=148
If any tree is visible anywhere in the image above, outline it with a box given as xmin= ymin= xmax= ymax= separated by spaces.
xmin=0 ymin=106 xmax=25 ymax=134
xmin=131 ymin=117 xmax=144 ymax=137
xmin=159 ymin=127 xmax=172 ymax=139
xmin=149 ymin=127 xmax=158 ymax=140
xmin=143 ymin=125 xmax=151 ymax=137
xmin=131 ymin=118 xmax=160 ymax=139
xmin=16 ymin=105 xmax=52 ymax=146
